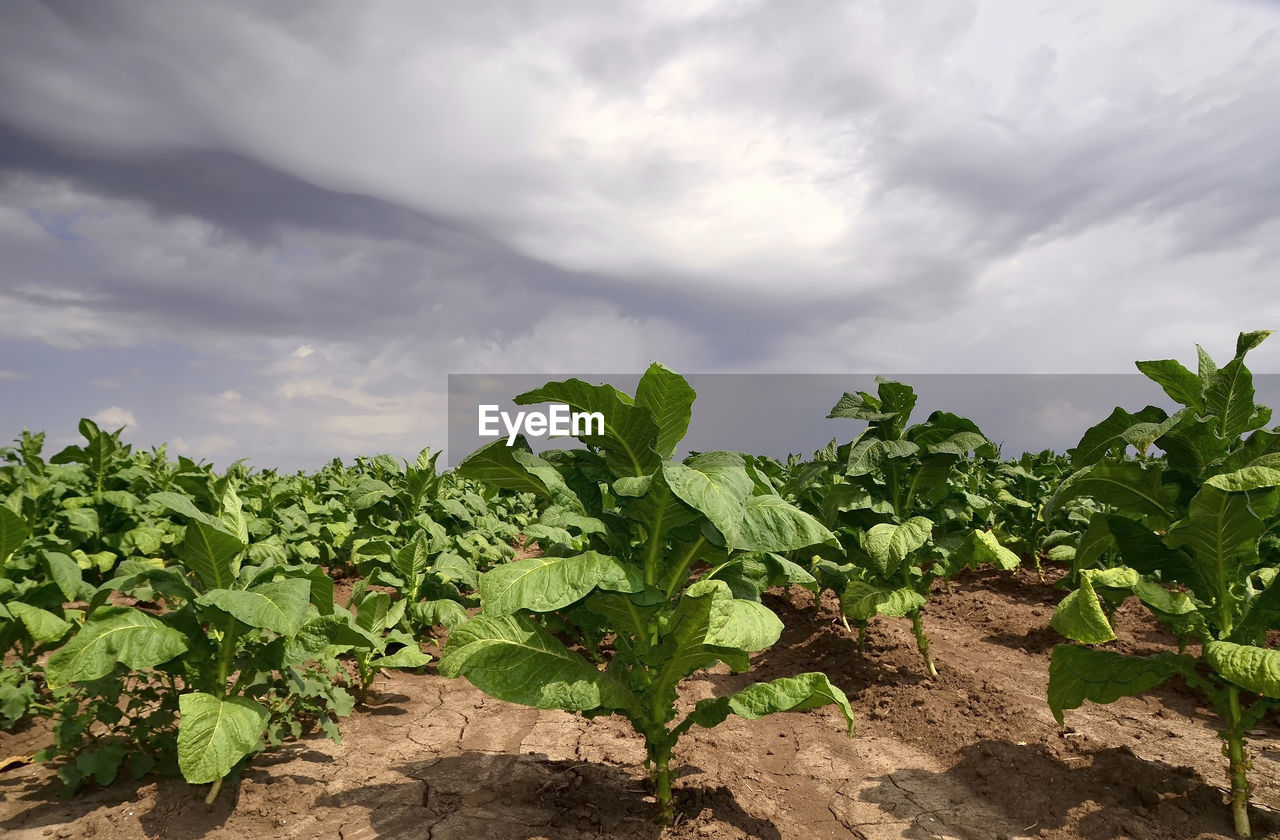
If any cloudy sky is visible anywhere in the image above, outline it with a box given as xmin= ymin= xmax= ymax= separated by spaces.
xmin=2 ymin=0 xmax=1279 ymax=470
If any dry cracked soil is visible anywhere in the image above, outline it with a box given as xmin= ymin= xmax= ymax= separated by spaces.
xmin=3 ymin=566 xmax=1279 ymax=840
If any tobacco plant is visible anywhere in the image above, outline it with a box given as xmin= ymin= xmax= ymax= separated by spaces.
xmin=1047 ymin=331 xmax=1280 ymax=837
xmin=40 ymin=484 xmax=361 ymax=799
xmin=439 ymin=364 xmax=854 ymax=824
xmin=800 ymin=379 xmax=1018 ymax=676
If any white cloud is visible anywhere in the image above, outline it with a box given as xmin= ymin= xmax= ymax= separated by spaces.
xmin=0 ymin=370 xmax=28 ymax=381
xmin=172 ymin=433 xmax=237 ymax=459
xmin=93 ymin=406 xmax=138 ymax=429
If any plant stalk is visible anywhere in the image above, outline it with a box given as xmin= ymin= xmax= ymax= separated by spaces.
xmin=909 ymin=610 xmax=937 ymax=678
xmin=215 ymin=616 xmax=240 ymax=698
xmin=648 ymin=740 xmax=674 ymax=825
xmin=205 ymin=776 xmax=223 ymax=806
xmin=1223 ymin=686 xmax=1252 ymax=837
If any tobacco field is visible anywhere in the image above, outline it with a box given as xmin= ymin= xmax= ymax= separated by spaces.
xmin=2 ymin=333 xmax=1280 ymax=840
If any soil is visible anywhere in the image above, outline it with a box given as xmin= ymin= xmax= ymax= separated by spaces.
xmin=2 ymin=566 xmax=1279 ymax=840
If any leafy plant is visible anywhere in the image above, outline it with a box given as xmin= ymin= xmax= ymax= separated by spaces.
xmin=1047 ymin=330 xmax=1280 ymax=837
xmin=440 ymin=364 xmax=854 ymax=824
xmin=801 ymin=379 xmax=1017 ymax=676
xmin=0 ymin=505 xmax=87 ymax=728
xmin=39 ymin=483 xmax=350 ymax=800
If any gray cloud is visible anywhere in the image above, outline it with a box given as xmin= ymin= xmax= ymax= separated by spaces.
xmin=1 ymin=0 xmax=1279 ymax=468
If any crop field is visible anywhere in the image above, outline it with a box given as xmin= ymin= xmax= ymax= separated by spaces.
xmin=3 ymin=333 xmax=1280 ymax=840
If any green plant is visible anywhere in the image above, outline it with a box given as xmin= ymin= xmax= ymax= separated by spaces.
xmin=439 ymin=364 xmax=854 ymax=824
xmin=40 ymin=483 xmax=351 ymax=800
xmin=801 ymin=379 xmax=1018 ymax=676
xmin=1047 ymin=331 xmax=1280 ymax=837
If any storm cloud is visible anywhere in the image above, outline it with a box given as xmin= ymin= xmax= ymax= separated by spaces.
xmin=1 ymin=0 xmax=1278 ymax=468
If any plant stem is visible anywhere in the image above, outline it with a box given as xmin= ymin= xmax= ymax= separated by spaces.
xmin=1223 ymin=686 xmax=1252 ymax=837
xmin=909 ymin=610 xmax=937 ymax=678
xmin=648 ymin=740 xmax=674 ymax=825
xmin=215 ymin=616 xmax=240 ymax=698
xmin=205 ymin=776 xmax=223 ymax=806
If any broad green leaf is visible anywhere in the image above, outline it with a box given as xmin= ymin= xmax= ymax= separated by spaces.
xmin=119 ymin=525 xmax=166 ymax=557
xmin=664 ymin=452 xmax=753 ymax=549
xmin=1048 ymin=461 xmax=1174 ymax=522
xmin=515 ymin=378 xmax=660 ymax=476
xmin=648 ymin=580 xmax=781 ymax=697
xmin=197 ymin=579 xmax=310 ymax=636
xmin=354 ymin=591 xmax=391 ymax=633
xmin=686 ymin=672 xmax=855 ymax=735
xmin=1166 ymin=485 xmax=1274 ymax=600
xmin=349 ymin=478 xmax=394 ymax=510
xmin=902 ymin=454 xmax=960 ymax=506
xmin=635 ymin=362 xmax=696 ymax=460
xmin=0 ymin=506 xmax=28 ymax=564
xmin=99 ymin=490 xmax=140 ymax=512
xmin=43 ymin=551 xmax=91 ymax=602
xmin=376 ymin=644 xmax=433 ymax=669
xmin=511 ymin=449 xmax=586 ymax=512
xmin=1136 ymin=359 xmax=1204 ymax=411
xmin=1048 ymin=646 xmax=1195 ymax=724
xmin=1050 ymin=575 xmax=1117 ymax=644
xmin=439 ymin=614 xmax=633 ymax=712
xmin=1068 ymin=406 xmax=1169 ymax=467
xmin=479 ymin=552 xmax=642 ymax=616
xmin=410 ymin=599 xmax=469 ymax=629
xmin=218 ymin=484 xmax=249 ymax=544
xmin=846 ymin=439 xmax=919 ymax=476
xmin=150 ymin=491 xmax=224 ymax=530
xmin=392 ymin=534 xmax=430 ymax=589
xmin=1205 ymin=466 xmax=1280 ymax=493
xmin=61 ymin=507 xmax=99 ymax=537
xmin=840 ymin=580 xmax=925 ymax=620
xmin=1158 ymin=414 xmax=1227 ymax=479
xmin=862 ymin=518 xmax=932 ymax=576
xmin=1083 ymin=566 xmax=1141 ymax=590
xmin=177 ymin=693 xmax=269 ymax=784
xmin=579 ymin=589 xmax=664 ymax=637
xmin=821 ymin=484 xmax=895 ymax=518
xmin=924 ymin=430 xmax=988 ymax=457
xmin=1205 ymin=641 xmax=1280 ymax=697
xmin=827 ymin=391 xmax=896 ymax=422
xmin=5 ymin=601 xmax=71 ymax=644
xmin=952 ymin=529 xmax=1020 ymax=572
xmin=734 ymin=494 xmax=837 ymax=553
xmin=284 ymin=613 xmax=377 ymax=665
xmin=456 ymin=438 xmax=581 ymax=509
xmin=180 ymin=520 xmax=246 ymax=590
xmin=46 ymin=607 xmax=188 ymax=689
xmin=1235 ymin=330 xmax=1271 ymax=357
xmin=698 ymin=587 xmax=784 ymax=652
xmin=1196 ymin=343 xmax=1219 ymax=386
xmin=1206 ymin=356 xmax=1265 ymax=440
xmin=1233 ymin=576 xmax=1280 ymax=644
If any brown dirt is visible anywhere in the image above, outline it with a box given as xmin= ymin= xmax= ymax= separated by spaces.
xmin=2 ymin=566 xmax=1278 ymax=840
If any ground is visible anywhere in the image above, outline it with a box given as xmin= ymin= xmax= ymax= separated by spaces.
xmin=2 ymin=567 xmax=1278 ymax=840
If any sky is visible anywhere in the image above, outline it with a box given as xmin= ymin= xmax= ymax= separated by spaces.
xmin=1 ymin=0 xmax=1279 ymax=470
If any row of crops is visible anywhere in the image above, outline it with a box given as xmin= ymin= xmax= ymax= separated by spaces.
xmin=2 ymin=331 xmax=1278 ymax=836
